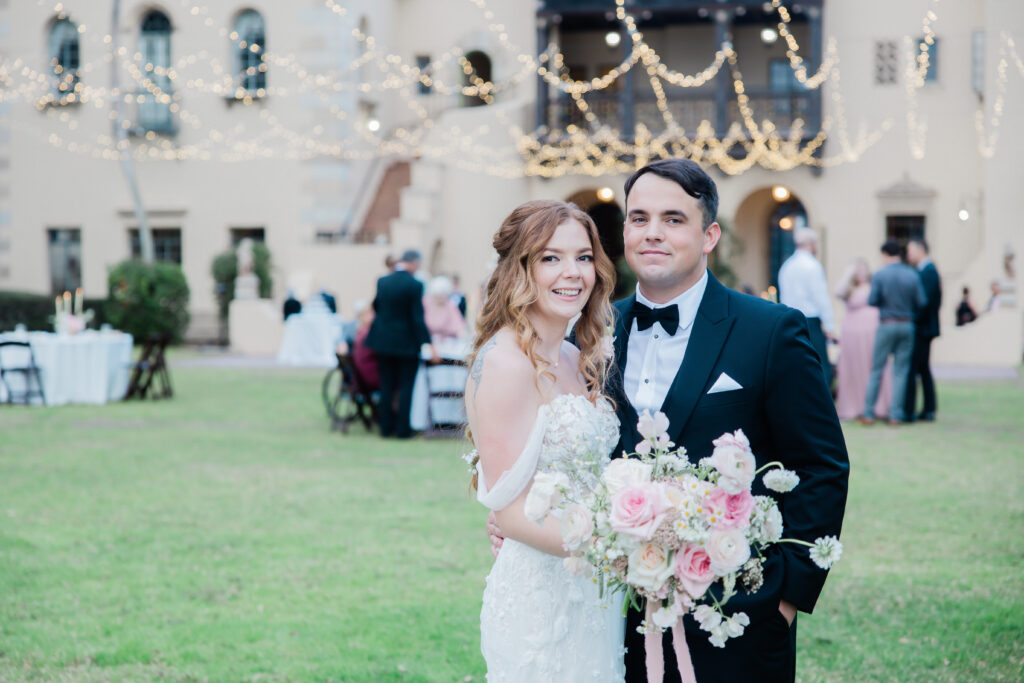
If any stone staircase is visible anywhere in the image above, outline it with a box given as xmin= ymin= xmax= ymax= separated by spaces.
xmin=356 ymin=160 xmax=411 ymax=244
xmin=390 ymin=160 xmax=444 ymax=265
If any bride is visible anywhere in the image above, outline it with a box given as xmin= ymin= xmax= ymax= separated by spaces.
xmin=465 ymin=200 xmax=625 ymax=681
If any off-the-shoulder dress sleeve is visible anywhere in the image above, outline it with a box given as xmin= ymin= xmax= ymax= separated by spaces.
xmin=475 ymin=406 xmax=547 ymax=511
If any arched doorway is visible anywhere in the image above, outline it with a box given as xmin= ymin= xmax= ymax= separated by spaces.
xmin=462 ymin=50 xmax=492 ymax=107
xmin=565 ymin=188 xmax=633 ymax=299
xmin=732 ymin=187 xmax=809 ymax=295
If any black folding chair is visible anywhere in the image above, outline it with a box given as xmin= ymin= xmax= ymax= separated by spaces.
xmin=0 ymin=341 xmax=46 ymax=405
xmin=422 ymin=357 xmax=467 ymax=438
xmin=125 ymin=333 xmax=173 ymax=400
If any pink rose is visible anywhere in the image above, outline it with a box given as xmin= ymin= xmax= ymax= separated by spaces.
xmin=673 ymin=543 xmax=714 ymax=599
xmin=705 ymin=487 xmax=755 ymax=530
xmin=609 ymin=483 xmax=667 ymax=540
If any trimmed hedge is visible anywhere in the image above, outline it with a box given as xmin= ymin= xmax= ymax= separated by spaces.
xmin=0 ymin=291 xmax=108 ymax=332
xmin=106 ymin=260 xmax=190 ymax=343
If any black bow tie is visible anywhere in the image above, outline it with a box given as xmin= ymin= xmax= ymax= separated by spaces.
xmin=630 ymin=300 xmax=679 ymax=335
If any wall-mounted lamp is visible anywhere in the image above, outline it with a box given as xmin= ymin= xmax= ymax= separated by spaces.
xmin=604 ymin=31 xmax=621 ymax=48
xmin=771 ymin=185 xmax=790 ymax=202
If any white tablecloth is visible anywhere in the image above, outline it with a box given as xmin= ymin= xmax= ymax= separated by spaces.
xmin=276 ymin=310 xmax=343 ymax=368
xmin=410 ymin=338 xmax=469 ymax=432
xmin=0 ymin=330 xmax=134 ymax=406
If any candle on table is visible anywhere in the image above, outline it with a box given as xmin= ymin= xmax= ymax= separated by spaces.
xmin=62 ymin=291 xmax=71 ymax=315
xmin=75 ymin=287 xmax=83 ymax=315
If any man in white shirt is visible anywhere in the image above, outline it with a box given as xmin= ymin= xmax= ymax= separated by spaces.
xmin=777 ymin=227 xmax=835 ymax=386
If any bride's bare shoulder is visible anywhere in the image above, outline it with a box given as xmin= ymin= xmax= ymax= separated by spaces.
xmin=467 ymin=328 xmax=536 ymax=407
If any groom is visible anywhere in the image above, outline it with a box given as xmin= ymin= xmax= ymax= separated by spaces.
xmin=611 ymin=159 xmax=849 ymax=682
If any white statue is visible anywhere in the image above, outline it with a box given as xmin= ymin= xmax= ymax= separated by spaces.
xmin=234 ymin=238 xmax=259 ymax=300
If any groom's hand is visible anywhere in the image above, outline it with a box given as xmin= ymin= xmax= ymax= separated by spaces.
xmin=486 ymin=511 xmax=504 ymax=558
xmin=779 ymin=599 xmax=797 ymax=627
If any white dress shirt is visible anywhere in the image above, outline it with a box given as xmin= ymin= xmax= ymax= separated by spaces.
xmin=778 ymin=249 xmax=835 ymax=333
xmin=624 ymin=270 xmax=708 ymax=415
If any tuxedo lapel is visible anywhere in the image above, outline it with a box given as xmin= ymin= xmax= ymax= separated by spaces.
xmin=660 ymin=274 xmax=736 ymax=444
xmin=610 ymin=297 xmax=640 ymax=453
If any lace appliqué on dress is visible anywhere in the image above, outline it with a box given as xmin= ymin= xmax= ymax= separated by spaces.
xmin=479 ymin=394 xmax=625 ymax=682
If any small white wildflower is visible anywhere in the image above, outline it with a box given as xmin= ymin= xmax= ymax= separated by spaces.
xmin=809 ymin=535 xmax=844 ymax=569
xmin=763 ymin=469 xmax=800 ymax=493
xmin=693 ymin=604 xmax=721 ymax=631
xmin=707 ymin=623 xmax=728 ymax=648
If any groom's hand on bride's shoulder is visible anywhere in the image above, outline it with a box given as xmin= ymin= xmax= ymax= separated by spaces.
xmin=486 ymin=511 xmax=504 ymax=558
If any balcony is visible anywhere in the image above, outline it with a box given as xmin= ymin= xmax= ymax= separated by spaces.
xmin=535 ymin=0 xmax=824 ymax=146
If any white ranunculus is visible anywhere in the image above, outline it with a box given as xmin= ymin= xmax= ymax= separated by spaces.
xmin=524 ymin=471 xmax=569 ymax=523
xmin=706 ymin=528 xmax=751 ymax=574
xmin=762 ymin=505 xmax=783 ymax=542
xmin=603 ymin=458 xmax=653 ymax=495
xmin=626 ymin=542 xmax=674 ymax=593
xmin=708 ymin=430 xmax=756 ymax=494
xmin=763 ymin=469 xmax=800 ymax=493
xmin=560 ymin=504 xmax=594 ymax=551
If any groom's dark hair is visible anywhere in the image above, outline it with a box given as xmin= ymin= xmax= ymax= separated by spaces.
xmin=623 ymin=158 xmax=719 ymax=230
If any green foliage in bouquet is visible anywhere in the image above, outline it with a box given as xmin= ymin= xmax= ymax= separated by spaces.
xmin=211 ymin=242 xmax=273 ymax=322
xmin=106 ymin=260 xmax=190 ymax=343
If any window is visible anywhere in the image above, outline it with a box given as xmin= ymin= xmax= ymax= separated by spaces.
xmin=461 ymin=50 xmax=492 ymax=107
xmin=233 ymin=10 xmax=266 ymax=95
xmin=138 ymin=10 xmax=174 ymax=133
xmin=129 ymin=228 xmax=181 ymax=264
xmin=49 ymin=18 xmax=80 ymax=100
xmin=48 ymin=229 xmax=82 ymax=294
xmin=769 ymin=59 xmax=807 ymax=122
xmin=917 ymin=36 xmax=938 ymax=83
xmin=415 ymin=55 xmax=432 ymax=95
xmin=230 ymin=227 xmax=265 ymax=246
xmin=886 ymin=215 xmax=925 ymax=249
xmin=874 ymin=40 xmax=899 ymax=85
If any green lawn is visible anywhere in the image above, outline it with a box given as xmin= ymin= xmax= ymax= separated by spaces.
xmin=1 ymin=361 xmax=1021 ymax=682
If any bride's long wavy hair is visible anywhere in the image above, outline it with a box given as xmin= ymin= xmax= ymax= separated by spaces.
xmin=466 ymin=199 xmax=616 ymax=489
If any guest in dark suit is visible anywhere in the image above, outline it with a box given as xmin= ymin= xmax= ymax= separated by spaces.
xmin=365 ymin=249 xmax=438 ymax=438
xmin=608 ymin=160 xmax=849 ymax=682
xmin=904 ymin=238 xmax=942 ymax=422
xmin=282 ymin=290 xmax=302 ymax=320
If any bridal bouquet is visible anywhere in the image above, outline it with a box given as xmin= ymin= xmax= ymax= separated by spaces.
xmin=524 ymin=410 xmax=843 ymax=655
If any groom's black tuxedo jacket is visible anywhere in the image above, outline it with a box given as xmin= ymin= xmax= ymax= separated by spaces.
xmin=607 ymin=272 xmax=850 ymax=622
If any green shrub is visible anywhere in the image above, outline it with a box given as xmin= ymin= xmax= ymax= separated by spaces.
xmin=0 ymin=291 xmax=108 ymax=332
xmin=106 ymin=260 xmax=190 ymax=343
xmin=211 ymin=242 xmax=273 ymax=321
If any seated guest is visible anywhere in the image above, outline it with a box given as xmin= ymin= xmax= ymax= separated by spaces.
xmin=337 ymin=300 xmax=380 ymax=390
xmin=423 ymin=275 xmax=466 ymax=343
xmin=283 ymin=290 xmax=302 ymax=320
xmin=956 ymin=286 xmax=978 ymax=326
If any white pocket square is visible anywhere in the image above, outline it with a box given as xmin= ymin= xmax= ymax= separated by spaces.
xmin=707 ymin=372 xmax=742 ymax=394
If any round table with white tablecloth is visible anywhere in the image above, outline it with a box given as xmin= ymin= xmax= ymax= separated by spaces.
xmin=276 ymin=305 xmax=344 ymax=368
xmin=0 ymin=330 xmax=134 ymax=405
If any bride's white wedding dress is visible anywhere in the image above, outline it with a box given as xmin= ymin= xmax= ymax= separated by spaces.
xmin=477 ymin=393 xmax=625 ymax=682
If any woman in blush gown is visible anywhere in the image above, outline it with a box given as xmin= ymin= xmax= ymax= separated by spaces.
xmin=834 ymin=259 xmax=892 ymax=420
xmin=465 ymin=200 xmax=626 ymax=682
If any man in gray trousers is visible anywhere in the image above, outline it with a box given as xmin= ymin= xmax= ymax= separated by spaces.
xmin=859 ymin=240 xmax=927 ymax=425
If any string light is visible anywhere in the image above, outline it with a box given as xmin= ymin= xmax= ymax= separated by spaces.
xmin=8 ymin=0 xmax=1022 ymax=175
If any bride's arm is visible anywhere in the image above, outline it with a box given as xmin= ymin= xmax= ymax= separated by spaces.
xmin=467 ymin=343 xmax=568 ymax=558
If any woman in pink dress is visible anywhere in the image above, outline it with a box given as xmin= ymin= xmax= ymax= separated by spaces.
xmin=834 ymin=259 xmax=891 ymax=420
xmin=423 ymin=275 xmax=467 ymax=343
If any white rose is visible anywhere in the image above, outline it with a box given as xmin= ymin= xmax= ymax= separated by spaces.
xmin=706 ymin=528 xmax=751 ymax=574
xmin=626 ymin=542 xmax=674 ymax=593
xmin=603 ymin=458 xmax=653 ymax=495
xmin=560 ymin=504 xmax=594 ymax=551
xmin=524 ymin=471 xmax=568 ymax=523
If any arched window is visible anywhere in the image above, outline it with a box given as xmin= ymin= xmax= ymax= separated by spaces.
xmin=138 ymin=10 xmax=173 ymax=132
xmin=462 ymin=50 xmax=492 ymax=107
xmin=48 ymin=18 xmax=80 ymax=99
xmin=233 ymin=10 xmax=266 ymax=95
